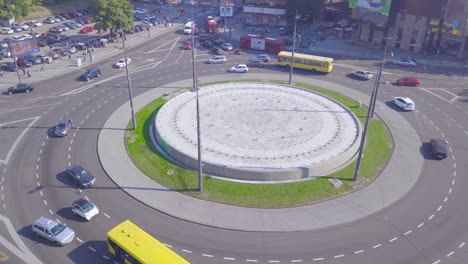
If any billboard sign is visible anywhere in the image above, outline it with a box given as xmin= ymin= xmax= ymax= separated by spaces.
xmin=349 ymin=0 xmax=392 ymax=15
xmin=220 ymin=6 xmax=233 ymax=17
xmin=7 ymin=37 xmax=40 ymax=57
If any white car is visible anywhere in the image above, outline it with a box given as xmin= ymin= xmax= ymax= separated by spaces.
xmin=43 ymin=17 xmax=56 ymax=24
xmin=393 ymin=59 xmax=417 ymax=67
xmin=11 ymin=23 xmax=30 ymax=31
xmin=208 ymin=55 xmax=227 ymax=64
xmin=1 ymin=27 xmax=14 ymax=34
xmin=11 ymin=35 xmax=26 ymax=41
xmin=230 ymin=64 xmax=249 ymax=73
xmin=114 ymin=58 xmax=131 ymax=68
xmin=29 ymin=20 xmax=42 ymax=27
xmin=20 ymin=34 xmax=33 ymax=39
xmin=393 ymin=97 xmax=415 ymax=111
xmin=72 ymin=199 xmax=99 ymax=221
xmin=351 ymin=70 xmax=373 ymax=80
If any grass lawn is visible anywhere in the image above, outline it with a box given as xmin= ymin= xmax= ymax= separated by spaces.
xmin=125 ymin=82 xmax=393 ymax=208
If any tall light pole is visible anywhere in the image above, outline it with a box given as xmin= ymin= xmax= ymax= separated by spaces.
xmin=191 ymin=26 xmax=203 ymax=192
xmin=288 ymin=10 xmax=299 ymax=85
xmin=120 ymin=22 xmax=136 ymax=130
xmin=369 ymin=36 xmax=392 ymax=118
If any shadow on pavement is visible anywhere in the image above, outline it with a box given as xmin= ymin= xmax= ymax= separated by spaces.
xmin=68 ymin=240 xmax=110 ymax=263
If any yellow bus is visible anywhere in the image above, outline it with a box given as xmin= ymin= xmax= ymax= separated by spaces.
xmin=107 ymin=220 xmax=190 ymax=264
xmin=277 ymin=51 xmax=334 ymax=73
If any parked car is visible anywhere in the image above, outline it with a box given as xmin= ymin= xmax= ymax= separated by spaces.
xmin=6 ymin=83 xmax=33 ymax=95
xmin=65 ymin=165 xmax=96 ymax=188
xmin=184 ymin=41 xmax=192 ymax=50
xmin=22 ymin=55 xmax=42 ymax=64
xmin=79 ymin=26 xmax=94 ymax=34
xmin=246 ymin=59 xmax=264 ymax=68
xmin=430 ymin=139 xmax=448 ymax=160
xmin=230 ymin=64 xmax=249 ymax=73
xmin=393 ymin=97 xmax=415 ymax=111
xmin=256 ymin=54 xmax=271 ymax=62
xmin=54 ymin=15 xmax=66 ymax=21
xmin=113 ymin=58 xmax=131 ymax=68
xmin=0 ymin=49 xmax=11 ymax=58
xmin=212 ymin=47 xmax=224 ymax=55
xmin=396 ymin=76 xmax=420 ymax=86
xmin=47 ymin=51 xmax=60 ymax=59
xmin=54 ymin=118 xmax=73 ymax=137
xmin=49 ymin=26 xmax=63 ymax=33
xmin=202 ymin=40 xmax=214 ymax=48
xmin=351 ymin=70 xmax=373 ymax=80
xmin=11 ymin=25 xmax=23 ymax=32
xmin=58 ymin=25 xmax=70 ymax=31
xmin=208 ymin=55 xmax=227 ymax=64
xmin=11 ymin=23 xmax=30 ymax=31
xmin=220 ymin=42 xmax=234 ymax=51
xmin=0 ymin=27 xmax=14 ymax=34
xmin=64 ymin=22 xmax=78 ymax=29
xmin=32 ymin=216 xmax=75 ymax=246
xmin=43 ymin=17 xmax=57 ymax=24
xmin=393 ymin=59 xmax=417 ymax=67
xmin=80 ymin=67 xmax=101 ymax=81
xmin=1 ymin=62 xmax=17 ymax=72
xmin=71 ymin=199 xmax=99 ymax=221
xmin=26 ymin=20 xmax=42 ymax=27
xmin=11 ymin=35 xmax=26 ymax=41
xmin=36 ymin=54 xmax=52 ymax=62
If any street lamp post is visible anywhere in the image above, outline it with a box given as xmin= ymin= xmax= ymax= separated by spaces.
xmin=369 ymin=36 xmax=392 ymax=118
xmin=191 ymin=27 xmax=203 ymax=192
xmin=120 ymin=22 xmax=137 ymax=130
xmin=288 ymin=10 xmax=299 ymax=85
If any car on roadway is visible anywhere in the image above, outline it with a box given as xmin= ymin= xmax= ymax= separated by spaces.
xmin=1 ymin=27 xmax=14 ymax=34
xmin=71 ymin=199 xmax=99 ymax=221
xmin=80 ymin=67 xmax=101 ymax=81
xmin=6 ymin=83 xmax=33 ymax=95
xmin=113 ymin=58 xmax=131 ymax=68
xmin=65 ymin=165 xmax=96 ymax=188
xmin=208 ymin=55 xmax=227 ymax=64
xmin=184 ymin=41 xmax=192 ymax=50
xmin=393 ymin=97 xmax=415 ymax=111
xmin=230 ymin=64 xmax=249 ymax=73
xmin=246 ymin=59 xmax=264 ymax=68
xmin=396 ymin=76 xmax=420 ymax=86
xmin=256 ymin=54 xmax=271 ymax=62
xmin=32 ymin=217 xmax=75 ymax=246
xmin=202 ymin=40 xmax=214 ymax=48
xmin=393 ymin=58 xmax=417 ymax=67
xmin=220 ymin=42 xmax=234 ymax=51
xmin=54 ymin=118 xmax=73 ymax=137
xmin=79 ymin=26 xmax=94 ymax=34
xmin=212 ymin=47 xmax=224 ymax=55
xmin=429 ymin=139 xmax=448 ymax=160
xmin=351 ymin=70 xmax=373 ymax=80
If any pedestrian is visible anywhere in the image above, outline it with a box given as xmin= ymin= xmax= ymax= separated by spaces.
xmin=40 ymin=62 xmax=45 ymax=71
xmin=22 ymin=67 xmax=26 ymax=75
xmin=27 ymin=70 xmax=31 ymax=78
xmin=0 ymin=70 xmax=3 ymax=77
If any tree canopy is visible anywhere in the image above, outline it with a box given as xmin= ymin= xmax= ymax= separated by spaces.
xmin=90 ymin=0 xmax=133 ymax=33
xmin=0 ymin=0 xmax=36 ymax=19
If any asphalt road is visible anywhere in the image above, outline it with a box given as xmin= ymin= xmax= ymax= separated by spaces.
xmin=0 ymin=25 xmax=467 ymax=264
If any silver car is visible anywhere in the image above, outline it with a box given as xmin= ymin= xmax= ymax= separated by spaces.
xmin=393 ymin=59 xmax=417 ymax=67
xmin=208 ymin=55 xmax=227 ymax=64
xmin=32 ymin=216 xmax=75 ymax=246
xmin=54 ymin=118 xmax=73 ymax=137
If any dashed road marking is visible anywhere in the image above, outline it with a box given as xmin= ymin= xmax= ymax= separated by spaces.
xmin=354 ymin=250 xmax=364 ymax=254
xmin=224 ymin=257 xmax=235 ymax=260
xmin=291 ymin=260 xmax=303 ymax=263
xmin=446 ymin=251 xmax=454 ymax=257
xmin=313 ymin=258 xmax=324 ymax=261
xmin=372 ymin=244 xmax=382 ymax=249
xmin=459 ymin=242 xmax=465 ymax=248
xmin=181 ymin=249 xmax=192 ymax=253
xmin=88 ymin=246 xmax=96 ymax=252
xmin=404 ymin=230 xmax=412 ymax=236
xmin=246 ymin=260 xmax=258 ymax=262
xmin=437 ymin=205 xmax=443 ymax=211
xmin=202 ymin=254 xmax=213 ymax=258
xmin=76 ymin=237 xmax=83 ymax=243
xmin=417 ymin=223 xmax=424 ymax=228
xmin=43 ymin=200 xmax=47 ymax=206
xmin=429 ymin=214 xmax=435 ymax=220
xmin=334 ymin=254 xmax=344 ymax=258
xmin=49 ymin=209 xmax=53 ymax=215
xmin=103 ymin=213 xmax=110 ymax=218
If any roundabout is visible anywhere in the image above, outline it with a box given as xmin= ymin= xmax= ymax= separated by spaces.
xmin=154 ymin=82 xmax=362 ymax=181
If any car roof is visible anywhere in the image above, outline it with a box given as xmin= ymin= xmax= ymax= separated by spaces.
xmin=58 ymin=118 xmax=71 ymax=124
xmin=397 ymin=97 xmax=414 ymax=103
xmin=67 ymin=165 xmax=85 ymax=174
xmin=35 ymin=216 xmax=58 ymax=228
xmin=73 ymin=198 xmax=90 ymax=207
xmin=237 ymin=64 xmax=247 ymax=67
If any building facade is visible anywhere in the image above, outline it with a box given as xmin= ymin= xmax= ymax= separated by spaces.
xmin=243 ymin=0 xmax=289 ymax=27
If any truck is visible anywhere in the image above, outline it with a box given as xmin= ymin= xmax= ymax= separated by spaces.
xmin=205 ymin=16 xmax=218 ymax=33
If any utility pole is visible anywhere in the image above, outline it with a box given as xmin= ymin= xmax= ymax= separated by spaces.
xmin=191 ymin=26 xmax=203 ymax=192
xmin=369 ymin=36 xmax=392 ymax=118
xmin=121 ymin=22 xmax=136 ymax=130
xmin=288 ymin=10 xmax=299 ymax=85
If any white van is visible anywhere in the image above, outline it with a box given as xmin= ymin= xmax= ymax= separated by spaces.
xmin=184 ymin=21 xmax=194 ymax=34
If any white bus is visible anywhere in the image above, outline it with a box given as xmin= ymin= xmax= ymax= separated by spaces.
xmin=184 ymin=21 xmax=194 ymax=34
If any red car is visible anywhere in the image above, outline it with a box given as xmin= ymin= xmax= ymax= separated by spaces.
xmin=79 ymin=26 xmax=94 ymax=34
xmin=184 ymin=41 xmax=192 ymax=50
xmin=396 ymin=76 xmax=421 ymax=86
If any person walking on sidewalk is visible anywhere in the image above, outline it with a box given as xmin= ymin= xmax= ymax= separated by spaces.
xmin=40 ymin=62 xmax=45 ymax=72
xmin=22 ymin=67 xmax=26 ymax=75
xmin=27 ymin=70 xmax=31 ymax=78
xmin=0 ymin=70 xmax=3 ymax=77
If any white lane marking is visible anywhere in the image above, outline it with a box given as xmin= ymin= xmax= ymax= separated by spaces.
xmin=404 ymin=230 xmax=412 ymax=235
xmin=441 ymin=132 xmax=445 ymax=137
xmin=268 ymin=261 xmax=280 ymax=263
xmin=452 ymin=155 xmax=455 ymax=160
xmin=435 ymin=126 xmax=439 ymax=131
xmin=453 ymin=163 xmax=456 ymax=169
xmin=246 ymin=260 xmax=258 ymax=262
xmin=39 ymin=191 xmax=43 ymax=196
xmin=36 ymin=173 xmax=38 ymax=178
xmin=103 ymin=213 xmax=110 ymax=218
xmin=70 ymin=139 xmax=73 ymax=145
xmin=85 ymin=114 xmax=90 ymax=119
xmin=76 ymin=237 xmax=83 ymax=243
xmin=104 ymin=101 xmax=109 ymax=104
xmin=224 ymin=257 xmax=235 ymax=260
xmin=36 ymin=164 xmax=38 ymax=170
xmin=84 ymin=196 xmax=90 ymax=201
xmin=452 ymin=179 xmax=455 ymax=185
xmin=88 ymin=246 xmax=97 ymax=252
xmin=432 ymin=260 xmax=441 ymax=264
xmin=0 ymin=116 xmax=41 ymax=165
xmin=68 ymin=154 xmax=71 ymax=159
xmin=55 ymin=219 xmax=61 ymax=224
xmin=42 ymin=142 xmax=45 ymax=147
xmin=202 ymin=254 xmax=213 ymax=257
xmin=334 ymin=254 xmax=344 ymax=258
xmin=37 ymin=182 xmax=40 ymax=187
xmin=428 ymin=214 xmax=435 ymax=220
xmin=37 ymin=156 xmax=40 ymax=162
xmin=429 ymin=120 xmax=434 ymax=125
xmin=454 ymin=171 xmax=457 ymax=177
xmin=181 ymin=249 xmax=192 ymax=253
xmin=68 ymin=162 xmax=71 ymax=167
xmin=48 ymin=209 xmax=53 ymax=215
xmin=437 ymin=205 xmax=443 ymax=211
xmin=444 ymin=197 xmax=448 ymax=203
xmin=372 ymin=244 xmax=382 ymax=249
xmin=354 ymin=250 xmax=364 ymax=254
xmin=446 ymin=251 xmax=454 ymax=257
xmin=103 ymin=255 xmax=110 ymax=260
xmin=449 ymin=188 xmax=452 ymax=194
xmin=1 ymin=194 xmax=3 ymax=201
xmin=39 ymin=149 xmax=42 ymax=154
xmin=313 ymin=258 xmax=324 ymax=261
xmin=43 ymin=200 xmax=47 ymax=206
xmin=68 ymin=147 xmax=72 ymax=152
xmin=291 ymin=260 xmax=303 ymax=263
xmin=459 ymin=242 xmax=466 ymax=248
xmin=417 ymin=223 xmax=424 ymax=228
xmin=164 ymin=243 xmax=172 ymax=248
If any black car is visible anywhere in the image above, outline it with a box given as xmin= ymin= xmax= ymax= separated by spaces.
xmin=212 ymin=38 xmax=223 ymax=45
xmin=65 ymin=165 xmax=96 ymax=188
xmin=246 ymin=59 xmax=264 ymax=68
xmin=6 ymin=83 xmax=33 ymax=95
xmin=198 ymin=34 xmax=210 ymax=41
xmin=80 ymin=67 xmax=101 ymax=81
xmin=22 ymin=55 xmax=42 ymax=65
xmin=430 ymin=139 xmax=448 ymax=159
xmin=1 ymin=62 xmax=18 ymax=72
xmin=212 ymin=47 xmax=224 ymax=55
xmin=202 ymin=40 xmax=214 ymax=48
xmin=300 ymin=39 xmax=312 ymax=48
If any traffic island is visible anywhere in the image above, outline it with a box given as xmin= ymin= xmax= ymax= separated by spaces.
xmin=124 ymin=80 xmax=393 ymax=208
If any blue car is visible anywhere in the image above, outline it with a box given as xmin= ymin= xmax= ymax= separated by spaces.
xmin=80 ymin=67 xmax=101 ymax=81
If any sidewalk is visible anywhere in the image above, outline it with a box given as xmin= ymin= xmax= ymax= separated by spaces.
xmin=97 ymin=73 xmax=423 ymax=232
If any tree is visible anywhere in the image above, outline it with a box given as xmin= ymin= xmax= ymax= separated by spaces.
xmin=90 ymin=0 xmax=133 ymax=33
xmin=286 ymin=0 xmax=325 ymax=23
xmin=0 ymin=0 xmax=33 ymax=18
